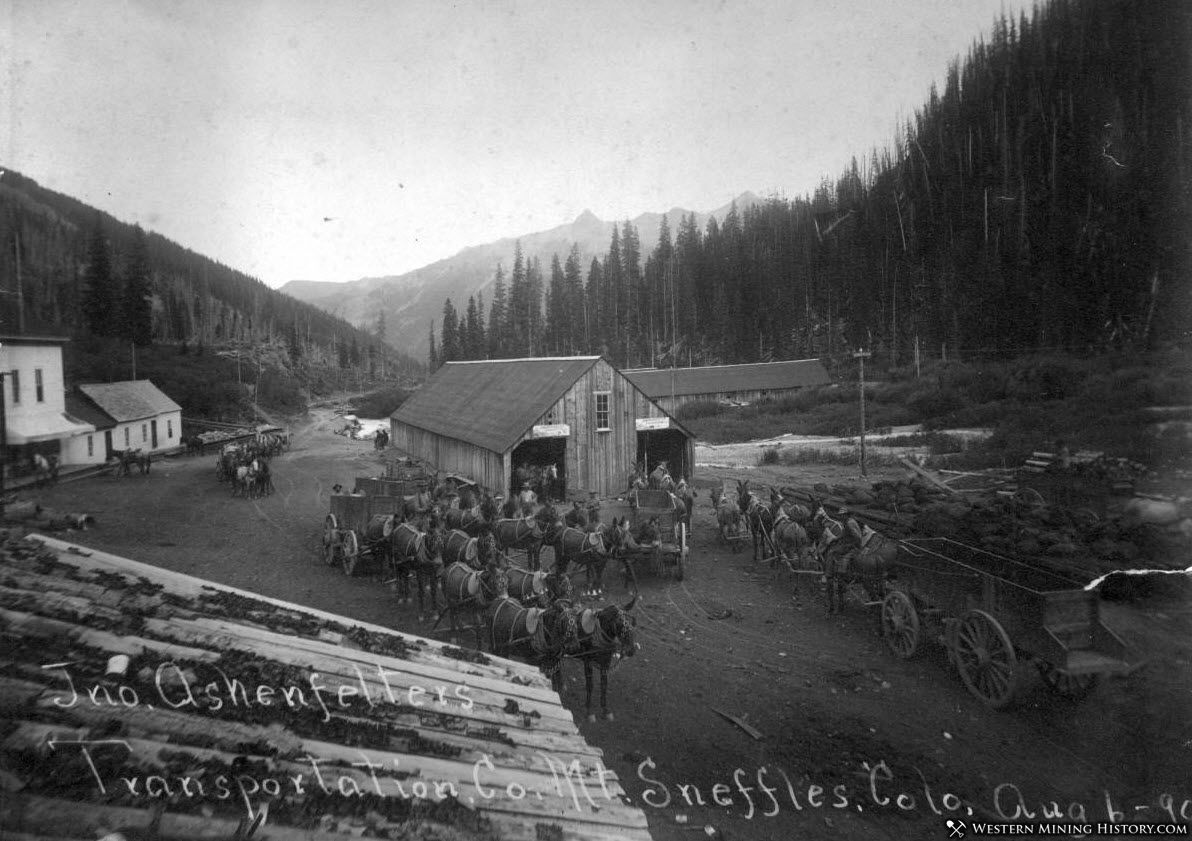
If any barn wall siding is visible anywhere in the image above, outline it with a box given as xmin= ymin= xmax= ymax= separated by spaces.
xmin=389 ymin=422 xmax=505 ymax=491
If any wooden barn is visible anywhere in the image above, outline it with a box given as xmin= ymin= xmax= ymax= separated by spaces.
xmin=390 ymin=357 xmax=694 ymax=498
xmin=623 ymin=358 xmax=832 ymax=412
xmin=0 ymin=532 xmax=653 ymax=841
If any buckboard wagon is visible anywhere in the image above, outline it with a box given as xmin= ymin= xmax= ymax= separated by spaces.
xmin=880 ymin=537 xmax=1132 ymax=709
xmin=322 ymin=493 xmax=405 ymax=576
xmin=603 ymin=488 xmax=689 ymax=586
xmin=354 ymin=475 xmax=431 ymax=499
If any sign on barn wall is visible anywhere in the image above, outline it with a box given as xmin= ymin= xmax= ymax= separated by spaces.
xmin=636 ymin=416 xmax=670 ymax=431
xmin=530 ymin=423 xmax=570 ymax=438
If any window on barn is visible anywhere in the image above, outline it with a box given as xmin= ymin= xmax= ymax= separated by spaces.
xmin=543 ymin=407 xmax=557 ymax=425
xmin=142 ymin=424 xmax=147 ymax=442
xmin=124 ymin=427 xmax=130 ymax=447
xmin=10 ymin=370 xmax=19 ymax=404
xmin=594 ymin=392 xmax=610 ymax=431
xmin=167 ymin=419 xmax=173 ymax=438
xmin=87 ymin=436 xmax=93 ymax=457
xmin=34 ymin=369 xmax=44 ymax=402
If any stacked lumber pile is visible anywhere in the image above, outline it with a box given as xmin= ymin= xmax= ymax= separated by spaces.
xmin=1 ymin=500 xmax=95 ymax=532
xmin=0 ymin=533 xmax=652 ymax=841
xmin=782 ymin=478 xmax=1190 ymax=583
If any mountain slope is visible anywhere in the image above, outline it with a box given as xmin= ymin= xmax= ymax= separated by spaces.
xmin=281 ymin=192 xmax=762 ymax=358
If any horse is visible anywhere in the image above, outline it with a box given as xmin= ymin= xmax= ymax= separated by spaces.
xmin=444 ymin=504 xmax=487 ymax=536
xmin=32 ymin=453 xmax=59 ymax=487
xmin=442 ymin=528 xmax=481 ymax=569
xmin=737 ymin=479 xmax=775 ymax=563
xmin=253 ymin=459 xmax=274 ymax=497
xmin=232 ymin=462 xmax=258 ymax=498
xmin=542 ymin=463 xmax=560 ymax=502
xmin=627 ymin=466 xmax=647 ymax=491
xmin=391 ymin=513 xmax=445 ymax=621
xmin=713 ymin=488 xmax=743 ymax=550
xmin=768 ymin=494 xmax=813 ymax=571
xmin=435 ymin=561 xmax=508 ymax=648
xmin=493 ymin=505 xmax=559 ymax=572
xmin=551 ymin=517 xmax=631 ymax=597
xmin=647 ymin=464 xmax=672 ymax=491
xmin=674 ymin=479 xmax=695 ymax=525
xmin=813 ymin=506 xmax=890 ymax=613
xmin=487 ymin=596 xmax=580 ymax=692
xmin=505 ymin=566 xmax=574 ymax=609
xmin=567 ymin=595 xmax=640 ymax=722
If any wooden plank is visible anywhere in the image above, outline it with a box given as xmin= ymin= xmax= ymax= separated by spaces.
xmin=898 ymin=457 xmax=958 ymax=495
xmin=711 ymin=706 xmax=764 ymax=740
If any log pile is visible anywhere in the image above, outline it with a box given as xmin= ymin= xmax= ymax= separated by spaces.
xmin=1 ymin=500 xmax=95 ymax=532
xmin=782 ymin=477 xmax=1191 ymax=583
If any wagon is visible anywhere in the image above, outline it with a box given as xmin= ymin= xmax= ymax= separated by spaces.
xmin=605 ymin=488 xmax=690 ymax=585
xmin=321 ymin=492 xmax=405 ymax=576
xmin=1013 ymin=450 xmax=1136 ymax=523
xmin=354 ymin=475 xmax=431 ymax=499
xmin=385 ymin=458 xmax=435 ymax=491
xmin=880 ymin=537 xmax=1132 ymax=709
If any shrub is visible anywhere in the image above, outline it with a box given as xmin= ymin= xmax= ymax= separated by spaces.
xmin=758 ymin=446 xmax=782 ymax=465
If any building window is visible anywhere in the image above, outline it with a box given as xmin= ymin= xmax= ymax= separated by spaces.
xmin=543 ymin=407 xmax=558 ymax=425
xmin=594 ymin=392 xmax=610 ymax=431
xmin=167 ymin=419 xmax=173 ymax=438
xmin=124 ymin=427 xmax=130 ymax=447
xmin=87 ymin=436 xmax=93 ymax=457
xmin=142 ymin=424 xmax=148 ymax=442
xmin=34 ymin=369 xmax=44 ymax=402
xmin=10 ymin=370 xmax=18 ymax=404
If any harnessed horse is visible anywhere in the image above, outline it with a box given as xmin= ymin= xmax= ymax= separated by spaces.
xmin=32 ymin=453 xmax=59 ymax=487
xmin=568 ymin=595 xmax=639 ymax=721
xmin=391 ymin=514 xmax=445 ymax=621
xmin=435 ymin=562 xmax=508 ymax=648
xmin=737 ymin=479 xmax=775 ymax=563
xmin=444 ymin=504 xmax=487 ymax=536
xmin=551 ymin=518 xmax=630 ymax=597
xmin=487 ymin=597 xmax=580 ymax=692
xmin=814 ymin=507 xmax=899 ymax=613
xmin=493 ymin=504 xmax=559 ymax=571
xmin=505 ymin=566 xmax=574 ymax=609
xmin=713 ymin=487 xmax=743 ymax=550
xmin=767 ymin=494 xmax=813 ymax=570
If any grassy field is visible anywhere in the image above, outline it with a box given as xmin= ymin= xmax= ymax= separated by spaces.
xmin=679 ymin=349 xmax=1192 ymax=470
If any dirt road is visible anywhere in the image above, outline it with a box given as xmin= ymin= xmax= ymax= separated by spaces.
xmin=21 ymin=409 xmax=1191 ymax=841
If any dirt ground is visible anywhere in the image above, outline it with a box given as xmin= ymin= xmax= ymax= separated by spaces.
xmin=17 ymin=409 xmax=1192 ymax=841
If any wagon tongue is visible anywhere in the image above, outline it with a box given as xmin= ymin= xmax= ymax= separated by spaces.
xmin=622 ymin=594 xmax=639 ymax=612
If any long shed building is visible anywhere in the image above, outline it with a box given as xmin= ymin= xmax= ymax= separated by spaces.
xmin=623 ymin=358 xmax=831 ymax=412
xmin=390 ymin=357 xmax=693 ymax=498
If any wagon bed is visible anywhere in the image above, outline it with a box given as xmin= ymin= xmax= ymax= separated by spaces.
xmin=322 ymin=493 xmax=406 ymax=576
xmin=882 ymin=537 xmax=1131 ymax=708
xmin=603 ymin=488 xmax=689 ymax=584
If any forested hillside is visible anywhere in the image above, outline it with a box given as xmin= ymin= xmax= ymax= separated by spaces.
xmin=0 ymin=170 xmax=423 ymax=380
xmin=433 ymin=0 xmax=1191 ymax=370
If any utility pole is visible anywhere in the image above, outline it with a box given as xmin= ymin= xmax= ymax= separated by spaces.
xmin=854 ymin=347 xmax=871 ymax=477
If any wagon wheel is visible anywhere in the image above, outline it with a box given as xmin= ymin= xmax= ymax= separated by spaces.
xmin=880 ymin=590 xmax=920 ymax=659
xmin=1036 ymin=662 xmax=1099 ymax=699
xmin=340 ymin=531 xmax=361 ymax=576
xmin=1013 ymin=487 xmax=1046 ymax=507
xmin=954 ymin=609 xmax=1018 ymax=709
xmin=322 ymin=515 xmax=340 ymax=566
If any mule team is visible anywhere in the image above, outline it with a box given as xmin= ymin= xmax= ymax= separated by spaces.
xmin=715 ymin=478 xmax=899 ymax=613
xmin=352 ymin=478 xmax=647 ymax=721
xmin=214 ymin=435 xmax=287 ymax=499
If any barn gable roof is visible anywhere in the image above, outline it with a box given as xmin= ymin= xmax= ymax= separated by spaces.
xmin=77 ymin=380 xmax=182 ymax=422
xmin=65 ymin=392 xmax=116 ymax=430
xmin=391 ymin=357 xmax=602 ymax=453
xmin=623 ymin=358 xmax=831 ymax=398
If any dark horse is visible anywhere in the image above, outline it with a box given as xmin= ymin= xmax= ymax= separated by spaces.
xmin=568 ymin=595 xmax=639 ymax=721
xmin=391 ymin=512 xmax=445 ymax=621
xmin=737 ymin=479 xmax=774 ymax=563
xmin=487 ymin=596 xmax=580 ymax=692
xmin=819 ymin=514 xmax=899 ymax=614
xmin=505 ymin=566 xmax=574 ymax=609
xmin=435 ymin=560 xmax=508 ymax=648
xmin=767 ymin=490 xmax=813 ymax=570
xmin=493 ymin=504 xmax=559 ymax=571
xmin=551 ymin=517 xmax=631 ymax=597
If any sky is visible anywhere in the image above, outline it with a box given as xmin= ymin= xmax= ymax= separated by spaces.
xmin=2 ymin=0 xmax=1028 ymax=288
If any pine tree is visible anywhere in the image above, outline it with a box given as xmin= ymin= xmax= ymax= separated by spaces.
xmin=475 ymin=290 xmax=487 ymax=358
xmin=82 ymin=214 xmax=116 ymax=336
xmin=428 ymin=322 xmax=438 ymax=370
xmin=287 ymin=320 xmax=302 ymax=363
xmin=563 ymin=245 xmax=584 ymax=354
xmin=546 ymin=254 xmax=566 ymax=355
xmin=440 ymin=298 xmax=460 ymax=363
xmin=488 ymin=265 xmax=507 ymax=358
xmin=120 ymin=225 xmax=154 ymax=346
xmin=464 ymin=295 xmax=481 ymax=360
xmin=507 ymin=242 xmax=528 ymax=354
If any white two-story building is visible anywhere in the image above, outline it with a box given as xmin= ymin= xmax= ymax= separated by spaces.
xmin=0 ymin=333 xmax=95 ymax=474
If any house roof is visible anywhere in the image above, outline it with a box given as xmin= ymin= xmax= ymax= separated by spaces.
xmin=77 ymin=380 xmax=182 ymax=422
xmin=392 ymin=357 xmax=602 ymax=453
xmin=65 ymin=392 xmax=116 ymax=430
xmin=3 ymin=533 xmax=653 ymax=840
xmin=623 ymin=358 xmax=831 ymax=398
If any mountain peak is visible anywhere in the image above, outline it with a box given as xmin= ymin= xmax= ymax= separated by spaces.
xmin=573 ymin=209 xmax=602 ymax=226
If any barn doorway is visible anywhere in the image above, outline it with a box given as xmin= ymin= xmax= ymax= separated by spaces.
xmin=510 ymin=437 xmax=567 ymax=502
xmin=636 ymin=429 xmax=689 ymax=480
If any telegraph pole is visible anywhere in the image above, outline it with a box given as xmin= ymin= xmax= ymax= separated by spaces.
xmin=854 ymin=348 xmax=871 ymax=477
